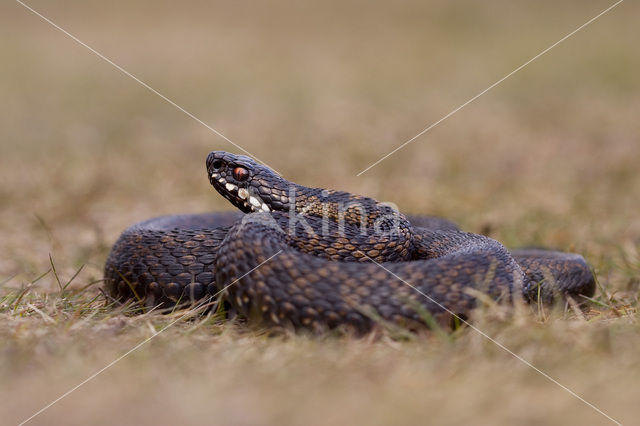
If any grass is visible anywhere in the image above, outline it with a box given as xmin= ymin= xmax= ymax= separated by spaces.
xmin=1 ymin=0 xmax=639 ymax=424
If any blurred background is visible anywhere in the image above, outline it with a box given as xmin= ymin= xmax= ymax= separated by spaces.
xmin=2 ymin=0 xmax=639 ymax=281
xmin=1 ymin=0 xmax=639 ymax=424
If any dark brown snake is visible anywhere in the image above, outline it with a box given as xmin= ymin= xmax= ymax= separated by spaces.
xmin=104 ymin=151 xmax=595 ymax=332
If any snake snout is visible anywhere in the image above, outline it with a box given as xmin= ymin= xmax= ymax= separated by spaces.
xmin=206 ymin=151 xmax=226 ymax=174
xmin=205 ymin=151 xmax=216 ymax=171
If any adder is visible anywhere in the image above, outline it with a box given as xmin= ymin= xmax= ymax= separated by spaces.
xmin=104 ymin=151 xmax=595 ymax=332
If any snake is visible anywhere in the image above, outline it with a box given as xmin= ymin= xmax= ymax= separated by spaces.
xmin=104 ymin=151 xmax=595 ymax=332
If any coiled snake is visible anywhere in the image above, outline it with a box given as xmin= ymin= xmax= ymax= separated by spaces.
xmin=104 ymin=151 xmax=595 ymax=332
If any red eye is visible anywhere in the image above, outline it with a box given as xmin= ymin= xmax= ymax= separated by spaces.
xmin=233 ymin=166 xmax=249 ymax=181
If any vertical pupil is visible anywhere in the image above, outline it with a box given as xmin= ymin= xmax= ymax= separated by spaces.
xmin=233 ymin=167 xmax=248 ymax=181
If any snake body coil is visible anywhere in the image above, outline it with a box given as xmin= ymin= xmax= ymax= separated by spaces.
xmin=104 ymin=151 xmax=595 ymax=332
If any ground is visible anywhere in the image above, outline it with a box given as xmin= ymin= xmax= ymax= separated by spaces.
xmin=1 ymin=1 xmax=639 ymax=425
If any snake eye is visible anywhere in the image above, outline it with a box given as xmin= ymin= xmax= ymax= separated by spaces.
xmin=211 ymin=159 xmax=224 ymax=170
xmin=233 ymin=166 xmax=249 ymax=181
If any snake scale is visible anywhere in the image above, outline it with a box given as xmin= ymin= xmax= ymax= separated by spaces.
xmin=104 ymin=151 xmax=595 ymax=332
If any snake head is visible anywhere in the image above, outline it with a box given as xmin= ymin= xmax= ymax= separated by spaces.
xmin=206 ymin=151 xmax=291 ymax=214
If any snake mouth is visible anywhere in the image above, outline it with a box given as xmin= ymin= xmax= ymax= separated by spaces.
xmin=210 ymin=171 xmax=271 ymax=213
xmin=207 ymin=151 xmax=293 ymax=214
